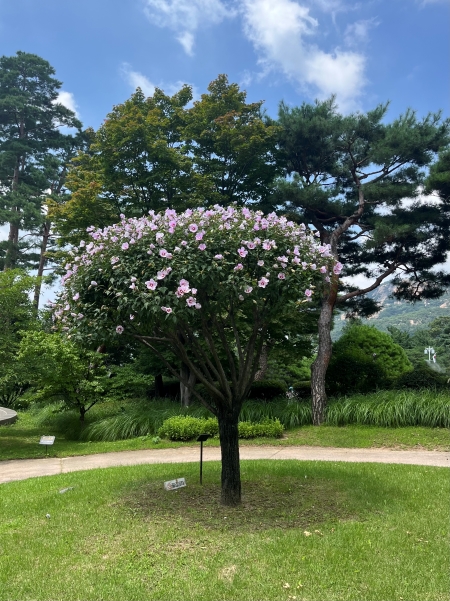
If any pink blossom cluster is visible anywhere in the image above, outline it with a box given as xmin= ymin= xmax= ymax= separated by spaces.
xmin=53 ymin=205 xmax=341 ymax=334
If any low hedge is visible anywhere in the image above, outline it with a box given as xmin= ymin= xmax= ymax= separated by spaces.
xmin=158 ymin=415 xmax=284 ymax=441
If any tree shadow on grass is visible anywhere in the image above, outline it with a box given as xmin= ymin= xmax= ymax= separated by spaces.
xmin=118 ymin=461 xmax=406 ymax=533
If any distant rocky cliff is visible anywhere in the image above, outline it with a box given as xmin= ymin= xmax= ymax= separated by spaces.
xmin=333 ymin=283 xmax=450 ymax=339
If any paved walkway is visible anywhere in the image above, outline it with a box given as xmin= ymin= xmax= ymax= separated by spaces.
xmin=1 ymin=445 xmax=448 ymax=484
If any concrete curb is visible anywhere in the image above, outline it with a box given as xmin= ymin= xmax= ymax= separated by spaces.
xmin=1 ymin=445 xmax=448 ymax=485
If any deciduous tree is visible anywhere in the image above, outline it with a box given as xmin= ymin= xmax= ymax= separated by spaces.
xmin=52 ymin=205 xmax=337 ymax=505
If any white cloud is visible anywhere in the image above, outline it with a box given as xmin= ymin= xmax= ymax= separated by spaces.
xmin=54 ymin=91 xmax=79 ymax=117
xmin=344 ymin=18 xmax=380 ymax=47
xmin=176 ymin=31 xmax=195 ymax=56
xmin=241 ymin=0 xmax=367 ymax=112
xmin=121 ymin=63 xmax=156 ymax=96
xmin=142 ymin=0 xmax=236 ymax=55
xmin=120 ymin=62 xmax=199 ymax=101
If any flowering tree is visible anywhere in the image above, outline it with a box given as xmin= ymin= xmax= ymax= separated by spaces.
xmin=52 ymin=205 xmax=338 ymax=506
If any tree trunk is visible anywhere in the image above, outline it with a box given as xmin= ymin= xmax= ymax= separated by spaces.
xmin=154 ymin=373 xmax=164 ymax=398
xmin=311 ymin=292 xmax=336 ymax=425
xmin=33 ymin=219 xmax=51 ymax=309
xmin=217 ymin=406 xmax=241 ymax=506
xmin=254 ymin=344 xmax=268 ymax=381
xmin=79 ymin=406 xmax=86 ymax=423
xmin=180 ymin=363 xmax=196 ymax=407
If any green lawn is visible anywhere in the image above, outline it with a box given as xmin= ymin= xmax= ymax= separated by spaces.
xmin=0 ymin=460 xmax=448 ymax=601
xmin=0 ymin=409 xmax=449 ymax=460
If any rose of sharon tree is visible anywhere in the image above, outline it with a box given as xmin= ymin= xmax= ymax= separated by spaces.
xmin=52 ymin=206 xmax=337 ymax=505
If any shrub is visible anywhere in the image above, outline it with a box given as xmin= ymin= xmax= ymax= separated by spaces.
xmin=158 ymin=415 xmax=284 ymax=440
xmin=327 ymin=324 xmax=412 ymax=395
xmin=396 ymin=364 xmax=447 ymax=389
xmin=249 ymin=380 xmax=287 ymax=400
xmin=238 ymin=419 xmax=284 ymax=439
xmin=292 ymin=380 xmax=311 ymax=398
xmin=158 ymin=416 xmax=219 ymax=441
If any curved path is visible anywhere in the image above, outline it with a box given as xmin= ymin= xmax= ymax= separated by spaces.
xmin=1 ymin=445 xmax=448 ymax=484
xmin=0 ymin=407 xmax=17 ymax=426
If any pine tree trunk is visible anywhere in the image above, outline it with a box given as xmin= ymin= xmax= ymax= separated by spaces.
xmin=311 ymin=293 xmax=336 ymax=425
xmin=217 ymin=406 xmax=241 ymax=506
xmin=33 ymin=219 xmax=51 ymax=309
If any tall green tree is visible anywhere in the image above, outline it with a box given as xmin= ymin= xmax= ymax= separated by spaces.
xmin=276 ymin=98 xmax=450 ymax=423
xmin=0 ymin=51 xmax=82 ymax=270
xmin=185 ymin=74 xmax=280 ymax=208
xmin=52 ymin=75 xmax=280 ymax=245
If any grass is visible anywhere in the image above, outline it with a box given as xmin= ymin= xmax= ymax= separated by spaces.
xmin=0 ymin=460 xmax=448 ymax=600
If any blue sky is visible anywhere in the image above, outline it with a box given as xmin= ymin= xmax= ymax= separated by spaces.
xmin=0 ymin=0 xmax=448 ymax=128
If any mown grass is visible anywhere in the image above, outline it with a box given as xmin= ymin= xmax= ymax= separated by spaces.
xmin=0 ymin=460 xmax=448 ymax=601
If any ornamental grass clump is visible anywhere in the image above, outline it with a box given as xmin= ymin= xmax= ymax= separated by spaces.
xmin=52 ymin=205 xmax=337 ymax=505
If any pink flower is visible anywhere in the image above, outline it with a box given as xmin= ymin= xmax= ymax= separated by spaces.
xmin=189 ymin=223 xmax=198 ymax=233
xmin=257 ymin=260 xmax=264 ymax=267
xmin=234 ymin=263 xmax=243 ymax=271
xmin=159 ymin=249 xmax=169 ymax=257
xmin=116 ymin=325 xmax=124 ymax=334
xmin=191 ymin=287 xmax=197 ymax=295
xmin=195 ymin=303 xmax=201 ymax=310
xmin=145 ymin=279 xmax=157 ymax=290
xmin=278 ymin=273 xmax=286 ymax=280
xmin=214 ymin=254 xmax=223 ymax=260
xmin=179 ymin=279 xmax=189 ymax=287
xmin=195 ymin=232 xmax=204 ymax=241
xmin=239 ymin=294 xmax=244 ymax=301
xmin=258 ymin=277 xmax=269 ymax=288
xmin=244 ymin=286 xmax=253 ymax=294
xmin=320 ymin=266 xmax=327 ymax=273
xmin=333 ymin=262 xmax=343 ymax=275
xmin=90 ymin=281 xmax=97 ymax=286
xmin=130 ymin=315 xmax=135 ymax=320
xmin=198 ymin=243 xmax=206 ymax=251
xmin=73 ymin=293 xmax=80 ymax=301
xmin=311 ymin=263 xmax=316 ymax=270
xmin=121 ymin=242 xmax=129 ymax=250
xmin=238 ymin=247 xmax=248 ymax=258
xmin=186 ymin=296 xmax=197 ymax=307
xmin=262 ymin=241 xmax=272 ymax=250
xmin=247 ymin=241 xmax=256 ymax=250
xmin=305 ymin=289 xmax=313 ymax=297
xmin=161 ymin=306 xmax=173 ymax=314
xmin=291 ymin=257 xmax=300 ymax=265
xmin=129 ymin=283 xmax=136 ymax=290
xmin=130 ymin=277 xmax=136 ymax=282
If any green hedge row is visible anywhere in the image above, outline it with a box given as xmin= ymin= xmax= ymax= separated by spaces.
xmin=158 ymin=415 xmax=284 ymax=441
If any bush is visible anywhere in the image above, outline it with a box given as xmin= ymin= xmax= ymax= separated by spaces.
xmin=327 ymin=324 xmax=412 ymax=395
xmin=158 ymin=415 xmax=284 ymax=440
xmin=292 ymin=380 xmax=311 ymax=398
xmin=158 ymin=416 xmax=219 ymax=441
xmin=249 ymin=380 xmax=287 ymax=400
xmin=396 ymin=364 xmax=447 ymax=389
xmin=238 ymin=418 xmax=284 ymax=439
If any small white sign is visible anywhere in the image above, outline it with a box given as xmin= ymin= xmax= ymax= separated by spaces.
xmin=164 ymin=477 xmax=186 ymax=491
xmin=39 ymin=436 xmax=55 ymax=445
